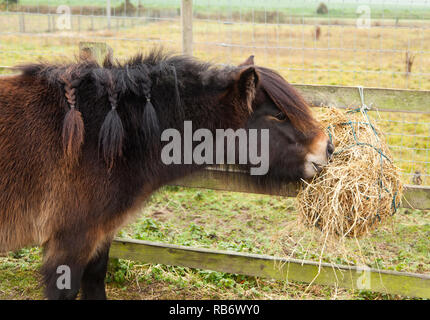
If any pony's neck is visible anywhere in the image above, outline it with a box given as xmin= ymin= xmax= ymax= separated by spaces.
xmin=174 ymin=67 xmax=246 ymax=132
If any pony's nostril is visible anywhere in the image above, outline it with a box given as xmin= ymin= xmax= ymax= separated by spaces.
xmin=327 ymin=141 xmax=335 ymax=158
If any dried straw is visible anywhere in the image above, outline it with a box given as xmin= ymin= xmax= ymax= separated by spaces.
xmin=296 ymin=107 xmax=403 ymax=238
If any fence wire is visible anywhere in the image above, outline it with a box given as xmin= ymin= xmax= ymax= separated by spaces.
xmin=0 ymin=0 xmax=429 ymax=185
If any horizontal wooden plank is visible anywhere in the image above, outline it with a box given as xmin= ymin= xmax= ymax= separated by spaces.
xmin=403 ymin=185 xmax=430 ymax=211
xmin=110 ymin=238 xmax=430 ymax=298
xmin=293 ymin=84 xmax=430 ymax=114
xmin=171 ymin=169 xmax=430 ymax=210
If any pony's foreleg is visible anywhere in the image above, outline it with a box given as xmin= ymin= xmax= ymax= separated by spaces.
xmin=80 ymin=237 xmax=112 ymax=300
xmin=41 ymin=231 xmax=100 ymax=300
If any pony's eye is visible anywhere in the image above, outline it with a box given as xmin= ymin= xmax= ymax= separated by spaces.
xmin=274 ymin=112 xmax=287 ymax=121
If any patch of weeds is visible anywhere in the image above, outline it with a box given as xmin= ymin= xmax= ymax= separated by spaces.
xmin=356 ymin=290 xmax=399 ymax=300
xmin=107 ymin=258 xmax=133 ymax=285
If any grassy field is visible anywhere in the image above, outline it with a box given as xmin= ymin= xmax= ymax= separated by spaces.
xmin=0 ymin=187 xmax=429 ymax=300
xmin=0 ymin=11 xmax=429 ymax=300
xmin=1 ymin=14 xmax=429 ymax=89
xmin=8 ymin=0 xmax=430 ymax=20
xmin=0 ymin=16 xmax=429 ymax=182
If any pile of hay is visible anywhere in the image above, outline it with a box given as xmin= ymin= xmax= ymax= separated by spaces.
xmin=296 ymin=107 xmax=403 ymax=238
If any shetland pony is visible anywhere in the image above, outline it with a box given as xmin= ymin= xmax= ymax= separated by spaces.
xmin=0 ymin=51 xmax=333 ymax=299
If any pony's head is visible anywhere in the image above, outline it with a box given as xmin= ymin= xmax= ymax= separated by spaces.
xmin=232 ymin=56 xmax=334 ymax=182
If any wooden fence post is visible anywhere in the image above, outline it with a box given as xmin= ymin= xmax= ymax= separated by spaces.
xmin=181 ymin=0 xmax=193 ymax=56
xmin=19 ymin=13 xmax=25 ymax=33
xmin=51 ymin=15 xmax=56 ymax=32
xmin=79 ymin=42 xmax=112 ymax=65
xmin=47 ymin=14 xmax=51 ymax=32
xmin=106 ymin=0 xmax=111 ymax=30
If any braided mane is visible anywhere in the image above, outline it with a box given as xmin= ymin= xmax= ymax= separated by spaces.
xmin=17 ymin=50 xmax=189 ymax=167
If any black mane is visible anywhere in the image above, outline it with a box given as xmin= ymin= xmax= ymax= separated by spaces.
xmin=17 ymin=50 xmax=240 ymax=168
xmin=18 ymin=49 xmax=236 ymax=102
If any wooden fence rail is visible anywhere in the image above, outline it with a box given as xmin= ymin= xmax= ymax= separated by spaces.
xmin=110 ymin=238 xmax=430 ymax=299
xmin=171 ymin=168 xmax=430 ymax=210
xmin=295 ymin=84 xmax=430 ymax=113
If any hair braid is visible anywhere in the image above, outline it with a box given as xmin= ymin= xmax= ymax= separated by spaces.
xmin=98 ymin=70 xmax=125 ymax=169
xmin=60 ymin=70 xmax=84 ymax=164
xmin=140 ymin=65 xmax=159 ymax=139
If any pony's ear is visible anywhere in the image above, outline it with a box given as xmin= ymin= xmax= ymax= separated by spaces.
xmin=239 ymin=55 xmax=255 ymax=66
xmin=237 ymin=66 xmax=259 ymax=96
xmin=235 ymin=66 xmax=259 ymax=113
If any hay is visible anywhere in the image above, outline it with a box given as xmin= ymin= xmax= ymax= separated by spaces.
xmin=296 ymin=107 xmax=403 ymax=238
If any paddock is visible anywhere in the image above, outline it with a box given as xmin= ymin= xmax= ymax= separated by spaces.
xmin=0 ymin=0 xmax=429 ymax=300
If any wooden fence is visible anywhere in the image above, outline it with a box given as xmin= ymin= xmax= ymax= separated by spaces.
xmin=110 ymin=238 xmax=430 ymax=299
xmin=110 ymin=166 xmax=430 ymax=299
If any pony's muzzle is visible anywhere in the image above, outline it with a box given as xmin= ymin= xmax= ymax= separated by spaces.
xmin=303 ymin=134 xmax=334 ymax=179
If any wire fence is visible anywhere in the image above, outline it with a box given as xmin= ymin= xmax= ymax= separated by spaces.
xmin=0 ymin=0 xmax=429 ymax=186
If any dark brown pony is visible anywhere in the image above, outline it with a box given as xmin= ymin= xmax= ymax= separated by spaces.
xmin=0 ymin=50 xmax=333 ymax=299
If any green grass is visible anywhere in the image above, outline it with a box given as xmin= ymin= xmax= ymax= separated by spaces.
xmin=120 ymin=186 xmax=430 ymax=273
xmin=0 ymin=187 xmax=428 ymax=299
xmin=0 ymin=247 xmax=43 ymax=299
xmin=9 ymin=0 xmax=430 ymax=20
